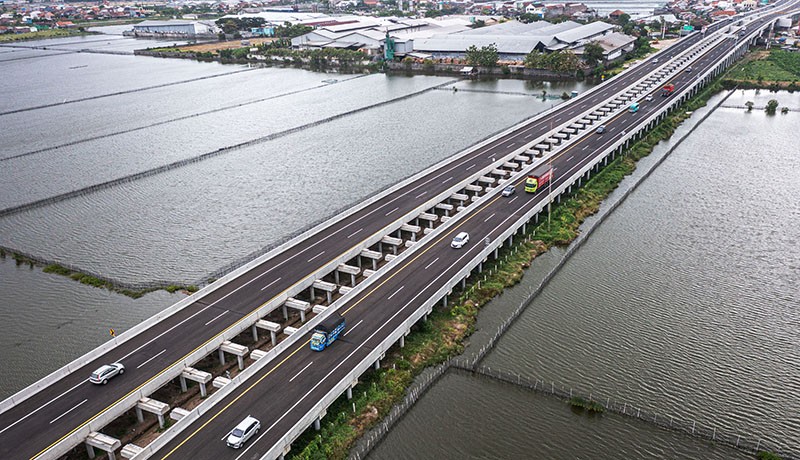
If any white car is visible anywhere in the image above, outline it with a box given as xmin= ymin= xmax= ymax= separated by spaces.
xmin=227 ymin=416 xmax=261 ymax=449
xmin=501 ymin=185 xmax=516 ymax=197
xmin=645 ymin=95 xmax=654 ymax=101
xmin=89 ymin=363 xmax=125 ymax=385
xmin=451 ymin=232 xmax=469 ymax=249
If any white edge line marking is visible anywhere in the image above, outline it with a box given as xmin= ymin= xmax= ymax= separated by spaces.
xmin=289 ymin=362 xmax=314 ymax=383
xmin=424 ymin=257 xmax=439 ymax=270
xmin=204 ymin=311 xmax=229 ymax=327
xmin=343 ymin=320 xmax=363 ymax=337
xmin=0 ymin=379 xmax=86 ymax=435
xmin=260 ymin=277 xmax=282 ymax=292
xmin=137 ymin=349 xmax=168 ymax=370
xmin=387 ymin=286 xmax=405 ymax=300
xmin=49 ymin=399 xmax=87 ymax=425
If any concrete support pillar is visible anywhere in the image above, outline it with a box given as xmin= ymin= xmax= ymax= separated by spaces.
xmin=309 ymin=285 xmax=315 ymax=302
xmin=442 ymin=295 xmax=447 ymax=307
xmin=374 ymin=359 xmax=380 ymax=370
xmin=493 ymin=248 xmax=498 ymax=259
xmin=478 ymin=262 xmax=483 ymax=273
xmin=314 ymin=418 xmax=321 ymax=431
xmin=218 ymin=348 xmax=226 ymax=366
xmin=251 ymin=324 xmax=258 ymax=342
xmin=135 ymin=406 xmax=144 ymax=423
xmin=347 ymin=387 xmax=353 ymax=400
xmin=334 ymin=270 xmax=340 ymax=285
xmin=86 ymin=445 xmax=96 ymax=459
xmin=179 ymin=376 xmax=188 ymax=393
xmin=399 ymin=335 xmax=405 ymax=348
xmin=461 ymin=278 xmax=466 ymax=289
xmin=282 ymin=305 xmax=288 ymax=321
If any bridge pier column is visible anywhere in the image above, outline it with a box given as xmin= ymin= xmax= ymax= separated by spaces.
xmin=461 ymin=278 xmax=466 ymax=289
xmin=442 ymin=295 xmax=447 ymax=307
xmin=314 ymin=418 xmax=321 ymax=431
xmin=309 ymin=285 xmax=315 ymax=302
xmin=334 ymin=270 xmax=340 ymax=285
xmin=218 ymin=348 xmax=226 ymax=366
xmin=251 ymin=324 xmax=258 ymax=342
xmin=86 ymin=444 xmax=96 ymax=459
xmin=282 ymin=305 xmax=288 ymax=321
xmin=374 ymin=359 xmax=380 ymax=370
xmin=180 ymin=375 xmax=188 ymax=393
xmin=400 ymin=333 xmax=406 ymax=348
xmin=522 ymin=223 xmax=526 ymax=234
xmin=507 ymin=235 xmax=513 ymax=247
xmin=135 ymin=406 xmax=144 ymax=424
xmin=347 ymin=387 xmax=353 ymax=400
xmin=478 ymin=262 xmax=483 ymax=273
xmin=493 ymin=248 xmax=498 ymax=259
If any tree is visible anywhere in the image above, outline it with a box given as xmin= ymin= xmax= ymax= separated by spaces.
xmin=765 ymin=99 xmax=779 ymax=115
xmin=518 ymin=13 xmax=542 ymax=23
xmin=745 ymin=101 xmax=754 ymax=112
xmin=583 ymin=42 xmax=604 ymax=68
xmin=524 ymin=50 xmax=547 ymax=69
xmin=465 ymin=43 xmax=499 ymax=67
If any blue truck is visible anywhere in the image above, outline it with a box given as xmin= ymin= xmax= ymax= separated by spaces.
xmin=310 ymin=314 xmax=346 ymax=351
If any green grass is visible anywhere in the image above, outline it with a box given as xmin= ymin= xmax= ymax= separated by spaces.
xmin=569 ymin=396 xmax=606 ymax=413
xmin=725 ymin=49 xmax=800 ymax=83
xmin=0 ymin=28 xmax=92 ymax=43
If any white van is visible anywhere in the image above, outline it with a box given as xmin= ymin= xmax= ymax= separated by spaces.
xmin=226 ymin=416 xmax=260 ymax=449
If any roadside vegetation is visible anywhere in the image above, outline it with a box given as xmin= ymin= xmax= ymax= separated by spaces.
xmin=288 ymin=77 xmax=729 ymax=459
xmin=0 ymin=27 xmax=93 ymax=42
xmin=723 ymin=49 xmax=800 ymax=90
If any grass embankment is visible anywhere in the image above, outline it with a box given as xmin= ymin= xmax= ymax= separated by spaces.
xmin=723 ymin=49 xmax=800 ymax=90
xmin=0 ymin=248 xmax=198 ymax=298
xmin=288 ymin=80 xmax=727 ymax=459
xmin=0 ymin=28 xmax=93 ymax=43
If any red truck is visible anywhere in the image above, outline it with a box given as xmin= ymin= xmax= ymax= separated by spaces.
xmin=661 ymin=83 xmax=675 ymax=97
xmin=524 ymin=164 xmax=553 ymax=193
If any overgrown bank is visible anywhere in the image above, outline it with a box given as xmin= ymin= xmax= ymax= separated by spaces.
xmin=0 ymin=247 xmax=198 ymax=298
xmin=287 ymin=78 xmax=731 ymax=459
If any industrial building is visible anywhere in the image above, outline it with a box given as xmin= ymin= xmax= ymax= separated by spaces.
xmin=289 ymin=16 xmax=636 ymax=63
xmin=130 ymin=20 xmax=218 ymax=37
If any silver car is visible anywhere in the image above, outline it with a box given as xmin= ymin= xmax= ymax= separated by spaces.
xmin=89 ymin=363 xmax=125 ymax=385
xmin=227 ymin=416 xmax=261 ymax=449
xmin=501 ymin=185 xmax=516 ymax=197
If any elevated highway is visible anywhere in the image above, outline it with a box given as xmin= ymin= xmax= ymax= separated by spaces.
xmin=0 ymin=2 xmax=797 ymax=459
xmin=141 ymin=6 xmax=800 ymax=459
